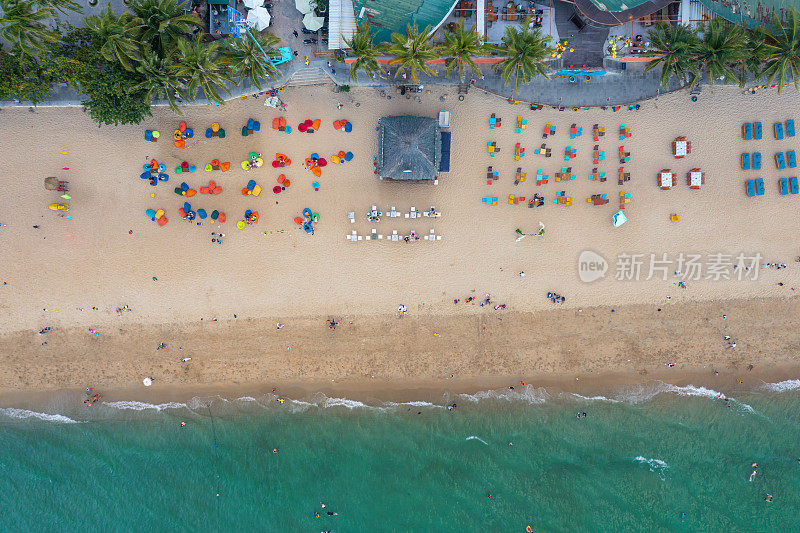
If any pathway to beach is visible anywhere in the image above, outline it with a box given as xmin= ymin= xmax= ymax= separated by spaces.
xmin=1 ymin=84 xmax=799 ymax=391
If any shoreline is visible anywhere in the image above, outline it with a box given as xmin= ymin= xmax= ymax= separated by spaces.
xmin=2 ymin=296 xmax=799 ymax=409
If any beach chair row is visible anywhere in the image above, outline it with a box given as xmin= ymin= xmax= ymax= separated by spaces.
xmin=742 ymin=122 xmax=763 ymax=140
xmin=747 ymin=177 xmax=800 ymax=196
xmin=741 ymin=152 xmax=761 ymax=170
xmin=775 ymin=150 xmax=797 ymax=169
xmin=780 ymin=177 xmax=800 ymax=195
xmin=346 ymin=229 xmax=442 ymax=241
xmin=482 ymin=195 xmax=546 ymax=207
xmin=774 ymin=119 xmax=795 ymax=140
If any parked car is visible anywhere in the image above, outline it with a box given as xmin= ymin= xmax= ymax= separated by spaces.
xmin=301 ymin=28 xmax=317 ymax=35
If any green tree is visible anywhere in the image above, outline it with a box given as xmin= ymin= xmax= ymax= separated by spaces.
xmin=385 ymin=24 xmax=437 ymax=83
xmin=644 ymin=22 xmax=701 ymax=88
xmin=36 ymin=0 xmax=82 ymax=16
xmin=84 ymin=5 xmax=142 ymax=71
xmin=174 ymin=34 xmax=231 ymax=104
xmin=135 ymin=46 xmax=185 ymax=112
xmin=221 ymin=31 xmax=280 ymax=90
xmin=761 ymin=8 xmax=800 ymax=94
xmin=0 ymin=48 xmax=53 ymax=102
xmin=344 ymin=21 xmax=382 ymax=82
xmin=0 ymin=0 xmax=59 ymax=58
xmin=495 ymin=18 xmax=552 ymax=92
xmin=128 ymin=0 xmax=201 ymax=56
xmin=695 ymin=18 xmax=749 ymax=86
xmin=439 ymin=21 xmax=484 ymax=81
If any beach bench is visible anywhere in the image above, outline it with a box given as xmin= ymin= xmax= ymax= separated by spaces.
xmin=791 ymin=176 xmax=799 ymax=194
xmin=776 ymin=152 xmax=787 ymax=169
xmin=741 ymin=153 xmax=750 ymax=170
xmin=789 ymin=150 xmax=797 ymax=168
xmin=742 ymin=122 xmax=752 ymax=140
xmin=489 ymin=113 xmax=501 ymax=129
xmin=780 ymin=177 xmax=789 ymax=195
xmin=775 ymin=121 xmax=785 ymax=140
xmin=535 ymin=169 xmax=549 ymax=185
xmin=756 ymin=177 xmax=765 ymax=195
xmin=754 ymin=152 xmax=761 ymax=169
xmin=746 ymin=179 xmax=755 ymax=197
xmin=787 ymin=119 xmax=795 ymax=137
xmin=754 ymin=122 xmax=762 ymax=139
xmin=348 ymin=211 xmax=355 ymax=223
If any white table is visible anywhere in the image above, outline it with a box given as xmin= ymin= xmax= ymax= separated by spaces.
xmin=674 ymin=140 xmax=687 ymax=157
xmin=659 ymin=172 xmax=673 ymax=189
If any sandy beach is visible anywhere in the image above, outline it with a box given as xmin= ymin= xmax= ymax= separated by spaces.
xmin=1 ymin=84 xmax=799 ymax=399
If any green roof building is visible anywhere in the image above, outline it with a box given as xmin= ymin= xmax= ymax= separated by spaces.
xmin=353 ymin=0 xmax=457 ymax=42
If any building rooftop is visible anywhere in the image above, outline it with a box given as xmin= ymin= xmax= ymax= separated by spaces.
xmin=353 ymin=0 xmax=457 ymax=42
xmin=378 ymin=116 xmax=442 ymax=181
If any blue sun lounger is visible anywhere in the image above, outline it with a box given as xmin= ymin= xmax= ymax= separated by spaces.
xmin=791 ymin=176 xmax=799 ymax=194
xmin=789 ymin=150 xmax=797 ymax=168
xmin=754 ymin=122 xmax=763 ymax=139
xmin=775 ymin=121 xmax=785 ymax=140
xmin=787 ymin=119 xmax=795 ymax=137
xmin=743 ymin=122 xmax=752 ymax=140
xmin=746 ymin=179 xmax=756 ymax=197
xmin=776 ymin=152 xmax=787 ymax=169
xmin=753 ymin=152 xmax=762 ymax=169
xmin=780 ymin=177 xmax=789 ymax=195
xmin=756 ymin=178 xmax=765 ymax=195
xmin=741 ymin=153 xmax=750 ymax=170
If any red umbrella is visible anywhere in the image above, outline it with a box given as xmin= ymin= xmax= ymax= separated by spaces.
xmin=273 ymin=185 xmax=282 ymax=194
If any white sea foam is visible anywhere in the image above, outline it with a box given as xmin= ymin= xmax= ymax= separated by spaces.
xmin=102 ymin=400 xmax=188 ymax=411
xmin=236 ymin=396 xmax=258 ymax=402
xmin=320 ymin=397 xmax=370 ymax=409
xmin=761 ymin=379 xmax=800 ymax=392
xmin=570 ymin=393 xmax=620 ymax=403
xmin=466 ymin=435 xmax=489 ymax=445
xmin=634 ymin=456 xmax=670 ymax=480
xmin=0 ymin=407 xmax=78 ymax=424
xmin=459 ymin=385 xmax=550 ymax=404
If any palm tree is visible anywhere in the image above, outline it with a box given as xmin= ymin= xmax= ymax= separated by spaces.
xmin=694 ymin=18 xmax=749 ymax=86
xmin=738 ymin=24 xmax=768 ymax=84
xmin=344 ymin=21 xmax=382 ymax=82
xmin=644 ymin=22 xmax=701 ymax=88
xmin=385 ymin=24 xmax=437 ymax=83
xmin=439 ymin=21 xmax=484 ymax=81
xmin=84 ymin=5 xmax=142 ymax=70
xmin=128 ymin=0 xmax=202 ymax=56
xmin=0 ymin=0 xmax=59 ymax=57
xmin=36 ymin=0 xmax=82 ymax=16
xmin=221 ymin=31 xmax=280 ymax=90
xmin=495 ymin=18 xmax=552 ymax=92
xmin=761 ymin=8 xmax=800 ymax=94
xmin=135 ymin=46 xmax=185 ymax=113
xmin=174 ymin=34 xmax=231 ymax=104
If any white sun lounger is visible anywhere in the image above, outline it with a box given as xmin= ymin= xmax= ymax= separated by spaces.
xmin=348 ymin=212 xmax=355 ymax=223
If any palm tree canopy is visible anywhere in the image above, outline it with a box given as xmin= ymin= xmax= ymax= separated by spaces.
xmin=36 ymin=0 xmax=82 ymax=16
xmin=644 ymin=22 xmax=701 ymax=88
xmin=84 ymin=5 xmax=142 ymax=70
xmin=344 ymin=21 xmax=381 ymax=82
xmin=134 ymin=46 xmax=184 ymax=113
xmin=695 ymin=18 xmax=749 ymax=85
xmin=128 ymin=0 xmax=202 ymax=55
xmin=440 ymin=21 xmax=484 ymax=81
xmin=174 ymin=34 xmax=231 ymax=104
xmin=496 ymin=18 xmax=552 ymax=92
xmin=385 ymin=24 xmax=437 ymax=83
xmin=221 ymin=31 xmax=281 ymax=90
xmin=0 ymin=0 xmax=59 ymax=57
xmin=761 ymin=8 xmax=800 ymax=93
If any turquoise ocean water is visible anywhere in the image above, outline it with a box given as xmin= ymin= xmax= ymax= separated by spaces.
xmin=2 ymin=380 xmax=800 ymax=531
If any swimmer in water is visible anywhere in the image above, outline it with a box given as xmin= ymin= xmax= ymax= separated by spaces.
xmin=764 ymin=494 xmax=773 ymax=502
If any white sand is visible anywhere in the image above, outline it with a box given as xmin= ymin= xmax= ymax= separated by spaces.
xmin=1 ymin=84 xmax=798 ymax=338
